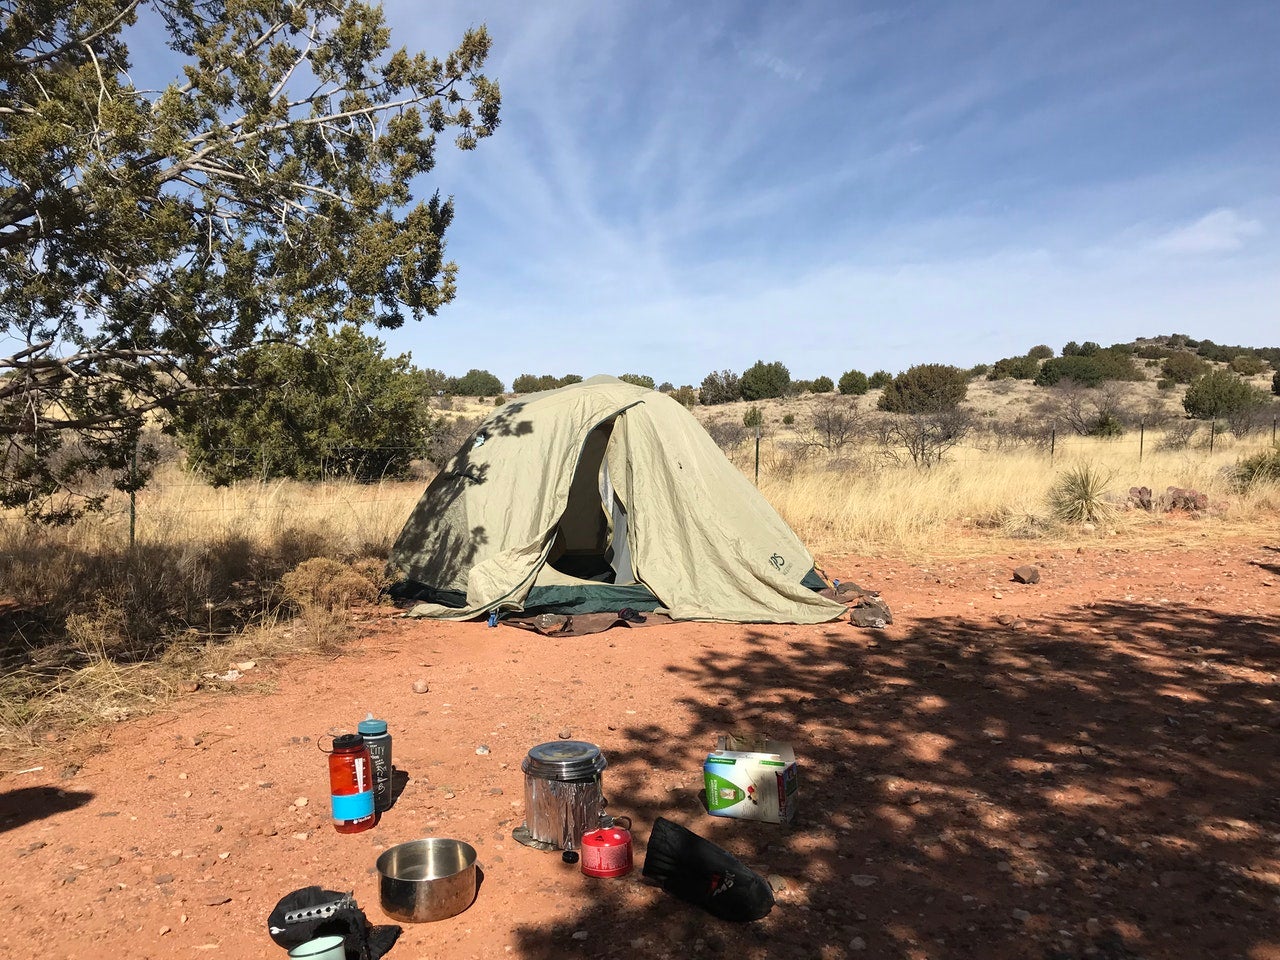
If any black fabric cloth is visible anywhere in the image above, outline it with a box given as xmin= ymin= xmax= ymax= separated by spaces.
xmin=642 ymin=817 xmax=774 ymax=922
xmin=266 ymin=887 xmax=401 ymax=959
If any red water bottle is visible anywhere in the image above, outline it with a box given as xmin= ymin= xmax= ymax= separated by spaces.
xmin=327 ymin=733 xmax=376 ymax=834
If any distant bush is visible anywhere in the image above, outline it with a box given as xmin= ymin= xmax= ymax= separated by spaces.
xmin=699 ymin=370 xmax=741 ymax=405
xmin=658 ymin=381 xmax=674 ymax=393
xmin=743 ymin=406 xmax=764 ymax=429
xmin=878 ymin=364 xmax=968 ymax=414
xmin=1183 ymin=369 xmax=1267 ymax=420
xmin=782 ymin=413 xmax=795 ymax=426
xmin=968 ymin=363 xmax=989 ymax=378
xmin=1229 ymin=355 xmax=1267 ymax=376
xmin=988 ymin=355 xmax=1040 ymax=380
xmin=839 ymin=370 xmax=869 ymax=395
xmin=671 ymin=385 xmax=697 ymax=408
xmin=789 ymin=379 xmax=813 ymax=395
xmin=812 ymin=375 xmax=834 ymax=393
xmin=1273 ymin=369 xmax=1280 ymax=396
xmin=1027 ymin=344 xmax=1054 ymax=360
xmin=1035 ymin=349 xmax=1140 ymax=387
xmin=619 ymin=373 xmax=656 ymax=389
xmin=448 ymin=369 xmax=505 ymax=396
xmin=868 ymin=370 xmax=893 ymax=389
xmin=706 ymin=421 xmax=746 ymax=449
xmin=1161 ymin=352 xmax=1208 ymax=384
xmin=741 ymin=360 xmax=791 ymax=401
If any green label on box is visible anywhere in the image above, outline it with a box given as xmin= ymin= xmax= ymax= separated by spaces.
xmin=705 ymin=772 xmax=745 ymax=810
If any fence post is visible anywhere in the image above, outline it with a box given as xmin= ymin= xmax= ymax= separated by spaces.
xmin=1050 ymin=427 xmax=1055 ymax=464
xmin=1273 ymin=416 xmax=1277 ymax=445
xmin=1210 ymin=420 xmax=1216 ymax=455
xmin=1139 ymin=419 xmax=1144 ymax=463
xmin=754 ymin=423 xmax=761 ymax=485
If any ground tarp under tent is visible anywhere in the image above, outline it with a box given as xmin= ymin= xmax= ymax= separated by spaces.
xmin=389 ymin=376 xmax=845 ymax=624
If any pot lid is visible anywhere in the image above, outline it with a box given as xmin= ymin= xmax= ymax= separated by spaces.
xmin=522 ymin=740 xmax=607 ymax=780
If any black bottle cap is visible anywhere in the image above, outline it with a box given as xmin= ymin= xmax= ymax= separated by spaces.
xmin=562 ymin=849 xmax=579 ymax=864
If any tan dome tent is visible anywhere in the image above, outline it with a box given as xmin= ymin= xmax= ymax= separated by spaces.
xmin=390 ymin=376 xmax=845 ymax=624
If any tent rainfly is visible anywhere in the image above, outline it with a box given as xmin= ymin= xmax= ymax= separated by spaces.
xmin=389 ymin=376 xmax=846 ymax=624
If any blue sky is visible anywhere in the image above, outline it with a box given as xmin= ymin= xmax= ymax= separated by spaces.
xmin=370 ymin=0 xmax=1278 ymax=387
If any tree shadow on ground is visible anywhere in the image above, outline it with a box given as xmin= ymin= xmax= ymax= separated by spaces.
xmin=0 ymin=786 xmax=94 ymax=833
xmin=510 ymin=602 xmax=1280 ymax=960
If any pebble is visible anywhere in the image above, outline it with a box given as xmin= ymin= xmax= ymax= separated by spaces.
xmin=1012 ymin=908 xmax=1032 ymax=923
xmin=153 ymin=874 xmax=175 ymax=885
xmin=291 ymin=832 xmax=309 ymax=841
xmin=412 ymin=679 xmax=430 ymax=694
xmin=294 ymin=797 xmax=308 ymax=807
xmin=849 ymin=875 xmax=878 ymax=887
xmin=557 ymin=728 xmax=573 ymax=739
xmin=571 ymin=931 xmax=588 ymax=941
xmin=768 ymin=874 xmax=788 ymax=893
xmin=849 ymin=936 xmax=866 ymax=951
xmin=1086 ymin=918 xmax=1102 ymax=936
xmin=476 ymin=745 xmax=491 ymax=755
xmin=99 ymin=855 xmax=122 ymax=869
xmin=160 ymin=926 xmax=171 ymax=936
xmin=444 ymin=791 xmax=456 ymax=800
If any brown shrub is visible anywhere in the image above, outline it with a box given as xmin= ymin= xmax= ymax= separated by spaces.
xmin=281 ymin=558 xmax=381 ymax=611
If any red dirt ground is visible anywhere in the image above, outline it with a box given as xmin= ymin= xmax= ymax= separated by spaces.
xmin=3 ymin=537 xmax=1279 ymax=960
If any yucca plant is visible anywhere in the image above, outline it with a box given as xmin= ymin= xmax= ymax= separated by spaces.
xmin=1048 ymin=462 xmax=1114 ymax=523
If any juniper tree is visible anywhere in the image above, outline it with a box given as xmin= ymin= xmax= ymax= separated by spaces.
xmin=0 ymin=0 xmax=499 ymax=519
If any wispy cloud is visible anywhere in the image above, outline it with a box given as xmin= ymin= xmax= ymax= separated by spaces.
xmin=1153 ymin=208 xmax=1265 ymax=255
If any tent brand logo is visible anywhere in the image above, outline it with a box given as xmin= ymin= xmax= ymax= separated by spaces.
xmin=769 ymin=554 xmax=785 ymax=571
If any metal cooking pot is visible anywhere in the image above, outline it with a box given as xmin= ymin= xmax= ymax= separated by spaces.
xmin=376 ymin=838 xmax=477 ymax=923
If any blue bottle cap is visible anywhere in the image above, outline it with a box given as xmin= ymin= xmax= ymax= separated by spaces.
xmin=358 ymin=716 xmax=387 ymax=735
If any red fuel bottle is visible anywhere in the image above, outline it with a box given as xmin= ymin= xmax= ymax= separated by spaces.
xmin=326 ymin=733 xmax=376 ymax=834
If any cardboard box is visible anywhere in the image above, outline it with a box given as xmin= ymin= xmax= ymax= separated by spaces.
xmin=703 ymin=735 xmax=798 ymax=823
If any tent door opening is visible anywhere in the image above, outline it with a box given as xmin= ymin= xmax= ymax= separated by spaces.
xmin=547 ymin=418 xmax=634 ymax=584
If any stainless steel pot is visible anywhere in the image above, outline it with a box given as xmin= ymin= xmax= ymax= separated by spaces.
xmin=376 ymin=838 xmax=477 ymax=923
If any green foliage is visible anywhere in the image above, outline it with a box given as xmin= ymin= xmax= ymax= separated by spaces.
xmin=839 ymin=370 xmax=869 ymax=395
xmin=868 ymin=370 xmax=893 ymax=389
xmin=658 ymin=382 xmax=674 ymax=393
xmin=1229 ymin=354 xmax=1267 ymax=376
xmin=619 ymin=373 xmax=656 ymax=389
xmin=782 ymin=413 xmax=795 ymax=426
xmin=671 ymin=385 xmax=697 ymax=408
xmin=877 ymin=364 xmax=968 ymax=414
xmin=173 ymin=326 xmax=433 ymax=484
xmin=1161 ymin=352 xmax=1207 ymax=384
xmin=1196 ymin=339 xmax=1280 ymax=366
xmin=968 ymin=363 xmax=990 ymax=378
xmin=447 ymin=369 xmax=505 ymax=396
xmin=811 ymin=375 xmax=834 ymax=393
xmin=1027 ymin=344 xmax=1054 ymax=360
xmin=699 ymin=370 xmax=741 ymax=405
xmin=0 ymin=0 xmax=500 ymax=519
xmin=743 ymin=406 xmax=764 ymax=429
xmin=1273 ymin=369 xmax=1280 ymax=396
xmin=1182 ymin=369 xmax=1266 ymax=420
xmin=740 ymin=360 xmax=791 ymax=401
xmin=1232 ymin=445 xmax=1280 ymax=491
xmin=511 ymin=373 xmax=582 ymax=393
xmin=1048 ymin=463 xmax=1114 ymax=524
xmin=1035 ymin=349 xmax=1140 ymax=387
xmin=1088 ymin=413 xmax=1124 ymax=438
xmin=988 ymin=355 xmax=1040 ymax=380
